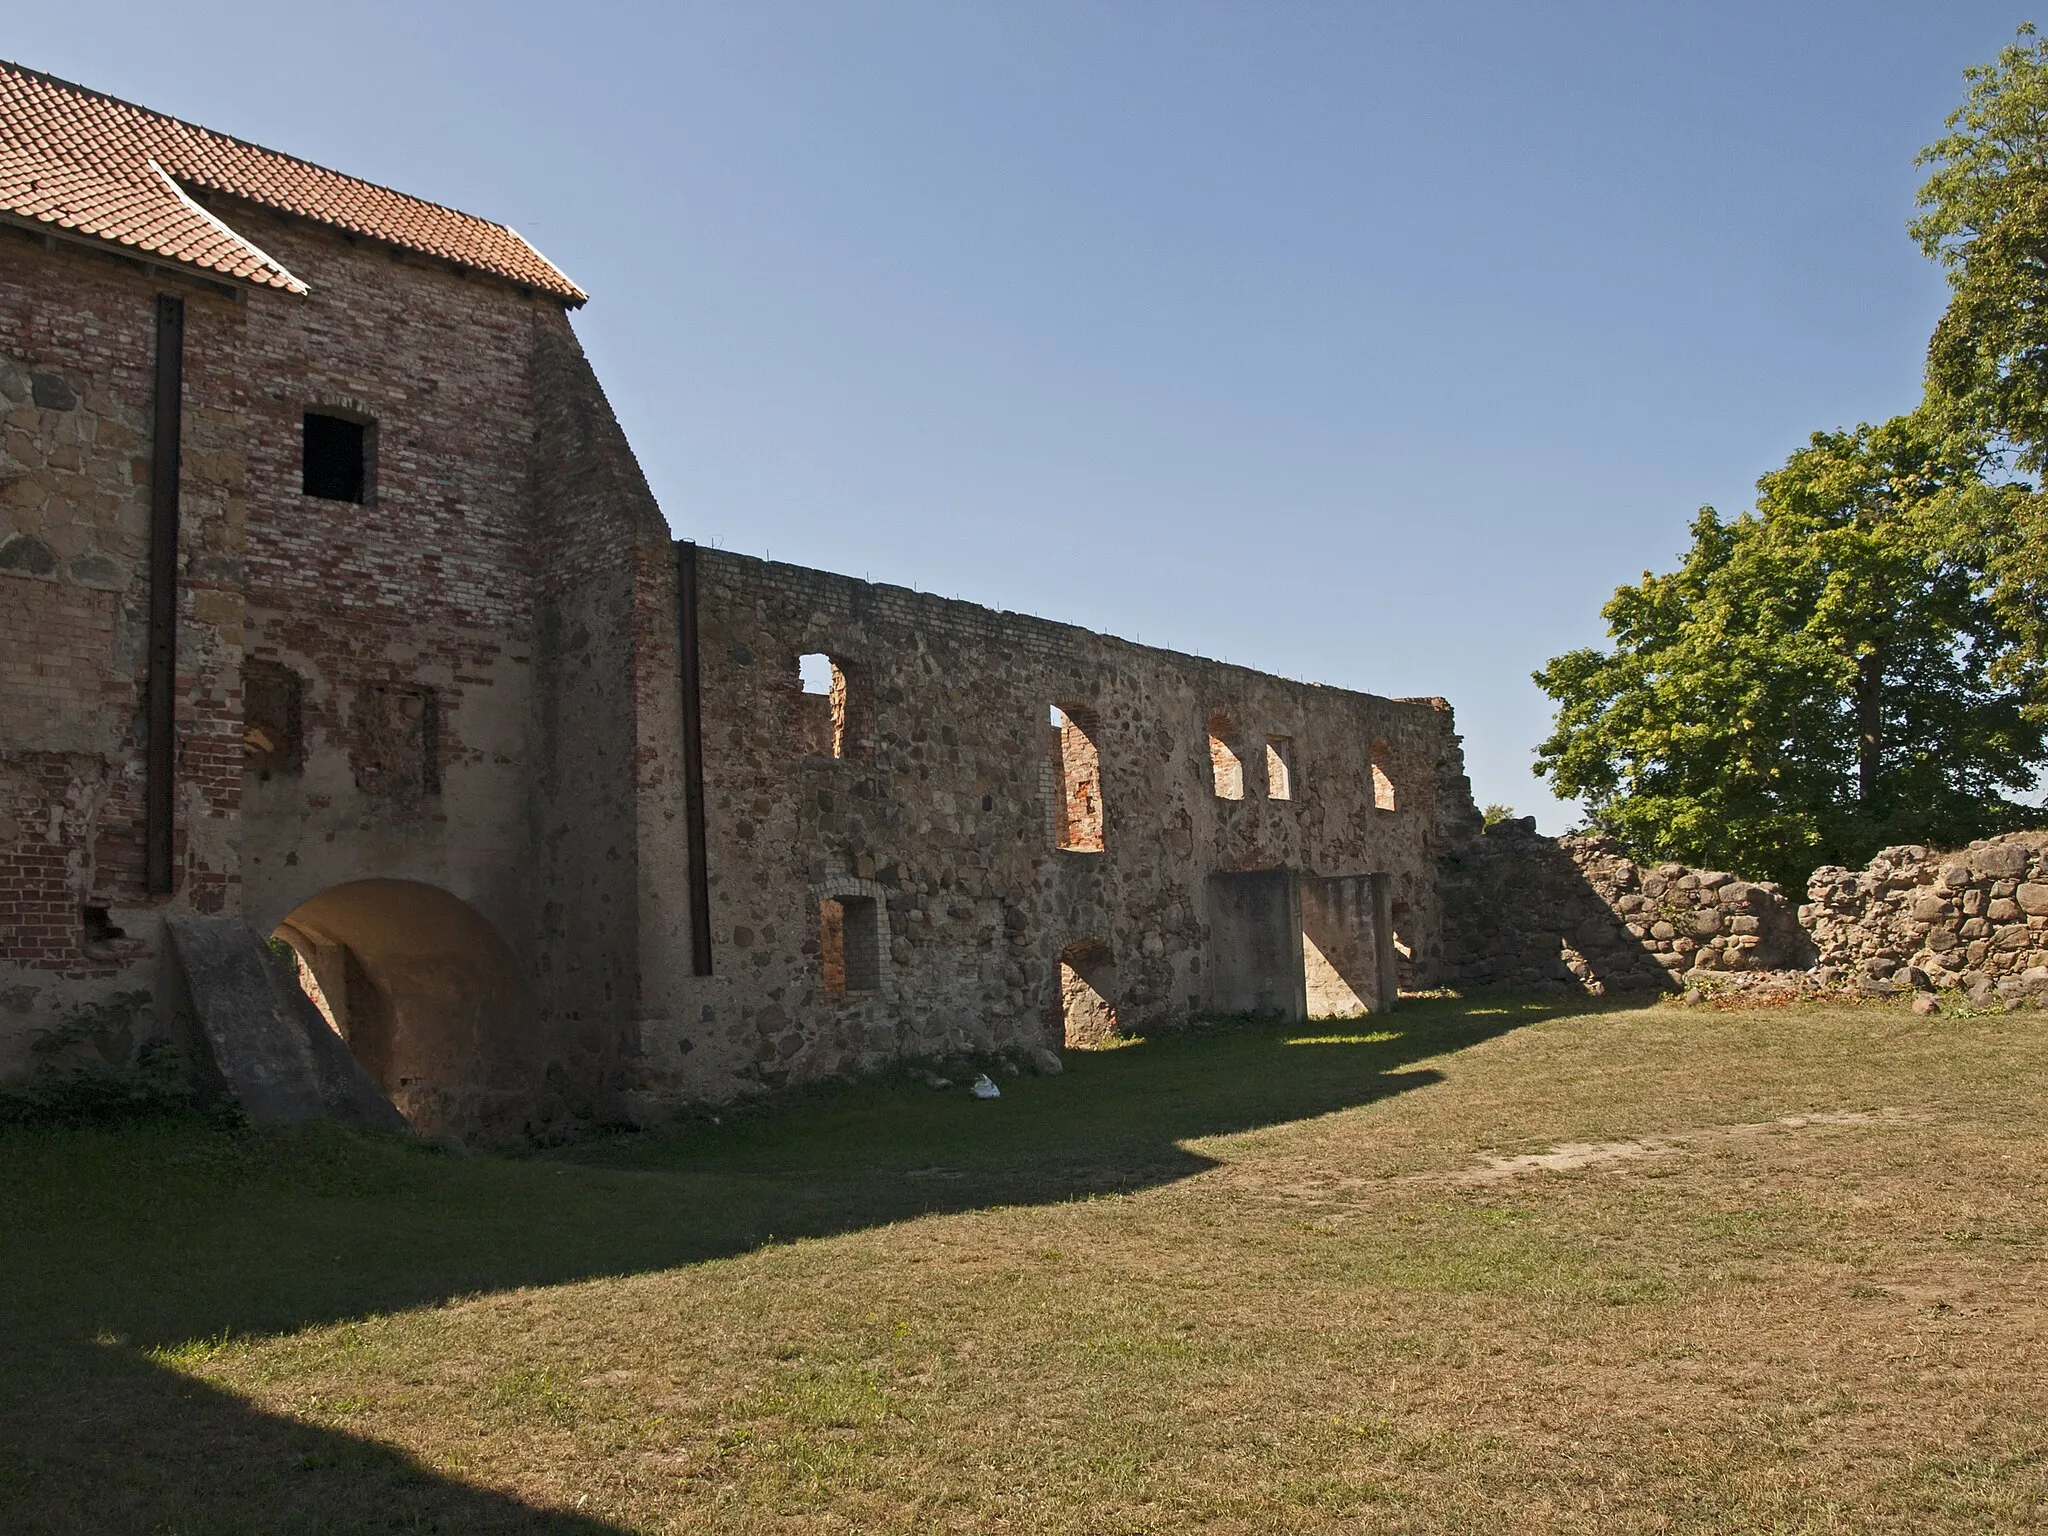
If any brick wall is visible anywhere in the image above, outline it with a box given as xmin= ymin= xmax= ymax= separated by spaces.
xmin=0 ymin=210 xmax=669 ymax=1132
xmin=0 ymin=234 xmax=247 ymax=1064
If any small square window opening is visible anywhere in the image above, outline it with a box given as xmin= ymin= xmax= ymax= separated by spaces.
xmin=303 ymin=412 xmax=371 ymax=504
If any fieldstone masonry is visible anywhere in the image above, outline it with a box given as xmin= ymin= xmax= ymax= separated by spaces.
xmin=1440 ymin=821 xmax=1810 ymax=993
xmin=1803 ymin=832 xmax=2048 ymax=1002
xmin=635 ymin=550 xmax=1472 ymax=1097
xmin=1437 ymin=819 xmax=2048 ymax=1004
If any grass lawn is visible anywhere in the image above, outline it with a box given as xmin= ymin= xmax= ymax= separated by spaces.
xmin=4 ymin=995 xmax=2046 ymax=1533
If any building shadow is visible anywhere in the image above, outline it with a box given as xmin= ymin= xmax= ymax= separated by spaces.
xmin=1438 ymin=818 xmax=1681 ymax=991
xmin=0 ymin=994 xmax=1592 ymax=1531
xmin=1 ymin=1356 xmax=627 ymax=1534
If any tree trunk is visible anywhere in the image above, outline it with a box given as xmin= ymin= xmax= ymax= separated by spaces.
xmin=1856 ymin=646 xmax=1884 ymax=805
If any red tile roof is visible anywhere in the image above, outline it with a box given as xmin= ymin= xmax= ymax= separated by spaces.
xmin=0 ymin=61 xmax=585 ymax=303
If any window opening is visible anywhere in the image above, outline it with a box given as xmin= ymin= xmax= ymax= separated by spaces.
xmin=1051 ymin=705 xmax=1104 ymax=852
xmin=1208 ymin=711 xmax=1244 ymax=800
xmin=1370 ymin=739 xmax=1396 ymax=811
xmin=1391 ymin=896 xmax=1416 ymax=991
xmin=1265 ymin=735 xmax=1294 ymax=801
xmin=797 ymin=652 xmax=863 ymax=758
xmin=303 ymin=412 xmax=372 ymax=504
xmin=819 ymin=895 xmax=882 ymax=995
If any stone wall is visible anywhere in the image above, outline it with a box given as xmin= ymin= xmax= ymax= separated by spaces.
xmin=1440 ymin=819 xmax=2048 ymax=1002
xmin=636 ymin=549 xmax=1475 ymax=1100
xmin=1 ymin=232 xmax=248 ymax=1069
xmin=2 ymin=198 xmax=1504 ymax=1135
xmin=1439 ymin=821 xmax=1809 ymax=993
xmin=1803 ymin=832 xmax=2048 ymax=1002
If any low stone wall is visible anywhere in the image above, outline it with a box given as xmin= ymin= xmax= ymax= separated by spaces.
xmin=1803 ymin=832 xmax=2048 ymax=1002
xmin=1440 ymin=821 xmax=2048 ymax=1003
xmin=1439 ymin=821 xmax=1806 ymax=994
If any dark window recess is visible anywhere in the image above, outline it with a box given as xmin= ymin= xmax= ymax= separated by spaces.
xmin=303 ymin=412 xmax=369 ymax=503
xmin=820 ymin=896 xmax=882 ymax=995
xmin=351 ymin=685 xmax=440 ymax=798
xmin=243 ymin=660 xmax=304 ymax=778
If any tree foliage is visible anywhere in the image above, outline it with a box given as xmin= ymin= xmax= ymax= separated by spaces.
xmin=1913 ymin=25 xmax=2048 ymax=714
xmin=1915 ymin=24 xmax=2048 ymax=467
xmin=1534 ymin=414 xmax=2045 ymax=892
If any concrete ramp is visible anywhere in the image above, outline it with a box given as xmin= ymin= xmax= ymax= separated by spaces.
xmin=165 ymin=916 xmax=408 ymax=1133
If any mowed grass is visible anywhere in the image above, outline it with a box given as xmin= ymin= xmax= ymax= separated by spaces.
xmin=4 ymin=998 xmax=2047 ymax=1533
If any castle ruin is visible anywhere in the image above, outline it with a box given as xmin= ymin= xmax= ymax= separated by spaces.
xmin=0 ymin=64 xmax=1478 ymax=1138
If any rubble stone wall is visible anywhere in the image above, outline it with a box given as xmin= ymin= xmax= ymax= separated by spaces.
xmin=1438 ymin=820 xmax=1809 ymax=993
xmin=639 ymin=549 xmax=1476 ymax=1098
xmin=1803 ymin=832 xmax=2048 ymax=1001
xmin=1440 ymin=819 xmax=2048 ymax=1003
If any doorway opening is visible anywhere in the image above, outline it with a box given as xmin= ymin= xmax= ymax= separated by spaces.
xmin=1059 ymin=939 xmax=1120 ymax=1047
xmin=272 ymin=879 xmax=539 ymax=1140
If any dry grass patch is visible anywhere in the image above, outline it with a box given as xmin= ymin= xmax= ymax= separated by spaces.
xmin=4 ymin=996 xmax=2047 ymax=1532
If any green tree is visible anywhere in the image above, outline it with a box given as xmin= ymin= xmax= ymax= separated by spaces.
xmin=1913 ymin=27 xmax=2048 ymax=716
xmin=1916 ymin=24 xmax=2048 ymax=468
xmin=1533 ymin=414 xmax=2045 ymax=891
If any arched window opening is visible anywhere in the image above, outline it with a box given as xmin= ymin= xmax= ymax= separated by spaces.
xmin=1208 ymin=711 xmax=1244 ymax=800
xmin=1051 ymin=704 xmax=1104 ymax=852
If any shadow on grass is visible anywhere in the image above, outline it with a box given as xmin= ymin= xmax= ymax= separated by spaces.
xmin=0 ymin=992 xmax=1601 ymax=1532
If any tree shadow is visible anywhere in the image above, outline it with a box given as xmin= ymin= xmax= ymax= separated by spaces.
xmin=0 ymin=993 xmax=1599 ymax=1531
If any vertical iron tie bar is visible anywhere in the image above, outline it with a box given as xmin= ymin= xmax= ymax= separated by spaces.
xmin=144 ymin=295 xmax=184 ymax=895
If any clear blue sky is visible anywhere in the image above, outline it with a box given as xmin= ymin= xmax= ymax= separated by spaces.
xmin=10 ymin=4 xmax=2031 ymax=826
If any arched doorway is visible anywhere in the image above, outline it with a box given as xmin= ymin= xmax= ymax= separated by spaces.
xmin=272 ymin=879 xmax=539 ymax=1141
xmin=1059 ymin=939 xmax=1120 ymax=1048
